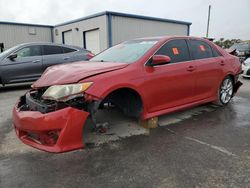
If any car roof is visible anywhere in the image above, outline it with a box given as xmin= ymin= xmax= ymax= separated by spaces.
xmin=16 ymin=42 xmax=83 ymax=50
xmin=132 ymin=35 xmax=209 ymax=42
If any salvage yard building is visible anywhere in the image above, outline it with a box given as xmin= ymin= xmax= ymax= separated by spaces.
xmin=0 ymin=11 xmax=191 ymax=54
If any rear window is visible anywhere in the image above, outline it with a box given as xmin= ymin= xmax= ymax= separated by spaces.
xmin=43 ymin=45 xmax=63 ymax=55
xmin=62 ymin=47 xmax=77 ymax=53
xmin=189 ymin=40 xmax=213 ymax=60
xmin=211 ymin=47 xmax=222 ymax=57
xmin=155 ymin=39 xmax=190 ymax=63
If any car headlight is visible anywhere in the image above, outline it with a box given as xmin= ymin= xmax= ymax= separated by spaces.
xmin=42 ymin=82 xmax=93 ymax=101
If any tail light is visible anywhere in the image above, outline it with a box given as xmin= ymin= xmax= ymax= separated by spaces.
xmin=86 ymin=52 xmax=95 ymax=59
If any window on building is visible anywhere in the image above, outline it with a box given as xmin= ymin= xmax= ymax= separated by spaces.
xmin=155 ymin=39 xmax=191 ymax=63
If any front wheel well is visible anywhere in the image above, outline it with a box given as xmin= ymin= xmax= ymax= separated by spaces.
xmin=227 ymin=74 xmax=235 ymax=84
xmin=101 ymin=88 xmax=143 ymax=119
xmin=0 ymin=77 xmax=3 ymax=86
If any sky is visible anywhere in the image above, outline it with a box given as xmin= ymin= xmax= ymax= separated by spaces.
xmin=0 ymin=0 xmax=249 ymax=40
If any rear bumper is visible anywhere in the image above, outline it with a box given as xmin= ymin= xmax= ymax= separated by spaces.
xmin=13 ymin=102 xmax=89 ymax=153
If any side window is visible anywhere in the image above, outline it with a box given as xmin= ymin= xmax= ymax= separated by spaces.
xmin=189 ymin=40 xmax=213 ymax=59
xmin=43 ymin=45 xmax=63 ymax=55
xmin=211 ymin=46 xmax=222 ymax=57
xmin=16 ymin=46 xmax=42 ymax=57
xmin=155 ymin=39 xmax=190 ymax=63
xmin=62 ymin=47 xmax=77 ymax=53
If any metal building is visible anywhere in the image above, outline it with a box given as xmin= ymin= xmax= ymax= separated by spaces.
xmin=54 ymin=11 xmax=191 ymax=54
xmin=0 ymin=22 xmax=53 ymax=50
xmin=0 ymin=11 xmax=191 ymax=54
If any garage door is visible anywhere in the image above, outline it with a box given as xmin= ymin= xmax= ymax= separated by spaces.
xmin=63 ymin=30 xmax=73 ymax=45
xmin=85 ymin=29 xmax=100 ymax=54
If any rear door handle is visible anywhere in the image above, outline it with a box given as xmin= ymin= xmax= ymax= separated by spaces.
xmin=32 ymin=60 xmax=41 ymax=63
xmin=187 ymin=66 xmax=196 ymax=72
xmin=220 ymin=61 xmax=225 ymax=66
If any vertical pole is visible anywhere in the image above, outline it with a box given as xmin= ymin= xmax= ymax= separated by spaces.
xmin=107 ymin=13 xmax=113 ymax=47
xmin=206 ymin=5 xmax=211 ymax=38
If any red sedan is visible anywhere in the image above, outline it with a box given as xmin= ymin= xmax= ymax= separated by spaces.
xmin=12 ymin=36 xmax=242 ymax=153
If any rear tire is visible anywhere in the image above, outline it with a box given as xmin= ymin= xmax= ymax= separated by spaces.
xmin=214 ymin=76 xmax=234 ymax=106
xmin=0 ymin=77 xmax=3 ymax=86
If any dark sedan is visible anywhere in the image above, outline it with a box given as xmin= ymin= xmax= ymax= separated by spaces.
xmin=0 ymin=42 xmax=94 ymax=86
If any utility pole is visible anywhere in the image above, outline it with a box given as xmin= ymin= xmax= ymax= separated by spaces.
xmin=206 ymin=5 xmax=211 ymax=38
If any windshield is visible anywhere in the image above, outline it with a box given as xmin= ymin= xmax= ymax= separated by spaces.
xmin=245 ymin=58 xmax=250 ymax=63
xmin=230 ymin=43 xmax=250 ymax=51
xmin=90 ymin=40 xmax=159 ymax=63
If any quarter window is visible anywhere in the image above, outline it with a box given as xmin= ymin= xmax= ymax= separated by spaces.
xmin=62 ymin=47 xmax=77 ymax=53
xmin=43 ymin=45 xmax=63 ymax=55
xmin=16 ymin=46 xmax=42 ymax=57
xmin=211 ymin=47 xmax=222 ymax=57
xmin=155 ymin=39 xmax=190 ymax=63
xmin=189 ymin=40 xmax=213 ymax=59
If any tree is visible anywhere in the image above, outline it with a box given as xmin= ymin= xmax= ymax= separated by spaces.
xmin=214 ymin=38 xmax=242 ymax=49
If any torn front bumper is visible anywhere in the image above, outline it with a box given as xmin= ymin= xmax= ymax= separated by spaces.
xmin=12 ymin=99 xmax=89 ymax=153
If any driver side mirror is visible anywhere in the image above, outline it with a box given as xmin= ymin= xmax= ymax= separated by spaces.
xmin=150 ymin=55 xmax=171 ymax=66
xmin=7 ymin=53 xmax=17 ymax=61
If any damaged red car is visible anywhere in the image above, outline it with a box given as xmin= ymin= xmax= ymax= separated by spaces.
xmin=12 ymin=36 xmax=242 ymax=153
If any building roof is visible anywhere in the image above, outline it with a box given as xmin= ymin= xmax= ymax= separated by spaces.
xmin=0 ymin=11 xmax=192 ymax=28
xmin=55 ymin=11 xmax=192 ymax=27
xmin=0 ymin=21 xmax=53 ymax=28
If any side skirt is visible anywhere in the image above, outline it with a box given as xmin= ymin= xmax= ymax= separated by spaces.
xmin=143 ymin=96 xmax=217 ymax=120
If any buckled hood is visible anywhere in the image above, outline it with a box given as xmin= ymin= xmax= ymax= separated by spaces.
xmin=33 ymin=61 xmax=129 ymax=88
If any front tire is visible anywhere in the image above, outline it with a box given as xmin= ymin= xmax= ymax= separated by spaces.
xmin=214 ymin=76 xmax=234 ymax=106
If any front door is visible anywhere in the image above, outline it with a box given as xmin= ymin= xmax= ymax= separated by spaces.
xmin=1 ymin=45 xmax=43 ymax=83
xmin=143 ymin=39 xmax=196 ymax=113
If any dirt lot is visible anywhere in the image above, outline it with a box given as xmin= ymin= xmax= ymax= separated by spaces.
xmin=0 ymin=78 xmax=250 ymax=188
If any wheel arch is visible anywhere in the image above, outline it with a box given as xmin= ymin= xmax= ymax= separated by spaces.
xmin=226 ymin=74 xmax=235 ymax=84
xmin=0 ymin=76 xmax=3 ymax=86
xmin=101 ymin=86 xmax=145 ymax=118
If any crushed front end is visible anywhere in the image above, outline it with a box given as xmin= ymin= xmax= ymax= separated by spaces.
xmin=12 ymin=87 xmax=97 ymax=153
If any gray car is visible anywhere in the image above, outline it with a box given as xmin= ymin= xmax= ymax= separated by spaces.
xmin=0 ymin=42 xmax=94 ymax=86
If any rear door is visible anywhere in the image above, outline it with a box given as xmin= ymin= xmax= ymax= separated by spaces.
xmin=61 ymin=46 xmax=81 ymax=62
xmin=1 ymin=45 xmax=43 ymax=83
xmin=187 ymin=39 xmax=223 ymax=100
xmin=41 ymin=45 xmax=66 ymax=72
xmin=143 ymin=39 xmax=196 ymax=112
xmin=62 ymin=47 xmax=91 ymax=62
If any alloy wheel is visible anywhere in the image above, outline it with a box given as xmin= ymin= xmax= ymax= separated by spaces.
xmin=220 ymin=78 xmax=233 ymax=104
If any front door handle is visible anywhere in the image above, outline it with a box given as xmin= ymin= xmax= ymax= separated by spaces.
xmin=32 ymin=60 xmax=41 ymax=63
xmin=63 ymin=57 xmax=70 ymax=60
xmin=187 ymin=66 xmax=196 ymax=72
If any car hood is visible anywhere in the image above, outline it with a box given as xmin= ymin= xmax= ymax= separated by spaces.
xmin=33 ymin=61 xmax=129 ymax=88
